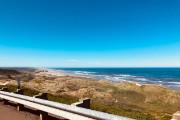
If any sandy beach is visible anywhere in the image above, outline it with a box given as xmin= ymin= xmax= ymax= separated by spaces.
xmin=35 ymin=69 xmax=66 ymax=77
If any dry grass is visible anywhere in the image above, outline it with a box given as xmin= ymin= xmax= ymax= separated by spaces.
xmin=1 ymin=74 xmax=179 ymax=120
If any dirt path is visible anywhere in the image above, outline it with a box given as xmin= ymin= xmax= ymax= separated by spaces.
xmin=0 ymin=102 xmax=39 ymax=120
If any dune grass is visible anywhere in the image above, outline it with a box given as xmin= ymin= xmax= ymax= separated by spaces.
xmin=0 ymin=85 xmax=172 ymax=120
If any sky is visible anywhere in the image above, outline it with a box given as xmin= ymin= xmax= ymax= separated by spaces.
xmin=0 ymin=0 xmax=180 ymax=67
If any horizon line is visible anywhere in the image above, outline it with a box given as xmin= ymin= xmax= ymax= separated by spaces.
xmin=1 ymin=66 xmax=180 ymax=68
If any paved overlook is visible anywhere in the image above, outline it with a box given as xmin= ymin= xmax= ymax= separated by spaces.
xmin=0 ymin=102 xmax=39 ymax=120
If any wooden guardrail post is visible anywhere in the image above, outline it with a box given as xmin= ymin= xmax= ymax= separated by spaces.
xmin=15 ymin=89 xmax=24 ymax=95
xmin=33 ymin=93 xmax=49 ymax=120
xmin=0 ymin=87 xmax=9 ymax=105
xmin=71 ymin=98 xmax=90 ymax=109
xmin=40 ymin=111 xmax=49 ymax=120
xmin=17 ymin=103 xmax=24 ymax=111
xmin=33 ymin=93 xmax=48 ymax=100
xmin=13 ymin=89 xmax=24 ymax=111
xmin=172 ymin=111 xmax=180 ymax=120
xmin=0 ymin=87 xmax=8 ymax=92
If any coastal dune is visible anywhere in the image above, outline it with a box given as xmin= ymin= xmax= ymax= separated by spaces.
xmin=0 ymin=68 xmax=180 ymax=119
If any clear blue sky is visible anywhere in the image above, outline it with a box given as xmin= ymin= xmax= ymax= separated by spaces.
xmin=0 ymin=0 xmax=180 ymax=67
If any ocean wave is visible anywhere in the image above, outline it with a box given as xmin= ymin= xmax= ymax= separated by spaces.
xmin=74 ymin=71 xmax=96 ymax=75
xmin=72 ymin=71 xmax=150 ymax=82
xmin=115 ymin=74 xmax=135 ymax=77
xmin=134 ymin=77 xmax=149 ymax=81
xmin=167 ymin=82 xmax=180 ymax=85
xmin=51 ymin=68 xmax=180 ymax=90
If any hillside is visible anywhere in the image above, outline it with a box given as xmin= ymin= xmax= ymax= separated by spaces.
xmin=3 ymin=73 xmax=179 ymax=120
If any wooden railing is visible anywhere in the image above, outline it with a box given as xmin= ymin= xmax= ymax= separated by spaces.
xmin=0 ymin=88 xmax=134 ymax=120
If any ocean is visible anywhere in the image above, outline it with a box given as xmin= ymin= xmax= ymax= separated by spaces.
xmin=51 ymin=68 xmax=180 ymax=91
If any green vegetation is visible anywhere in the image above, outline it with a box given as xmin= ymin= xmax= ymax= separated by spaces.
xmin=48 ymin=94 xmax=78 ymax=104
xmin=91 ymin=103 xmax=156 ymax=120
xmin=0 ymin=85 xmax=39 ymax=96
xmin=0 ymin=85 xmax=172 ymax=120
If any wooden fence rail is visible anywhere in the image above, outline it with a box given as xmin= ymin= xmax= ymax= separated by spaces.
xmin=0 ymin=89 xmax=134 ymax=120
